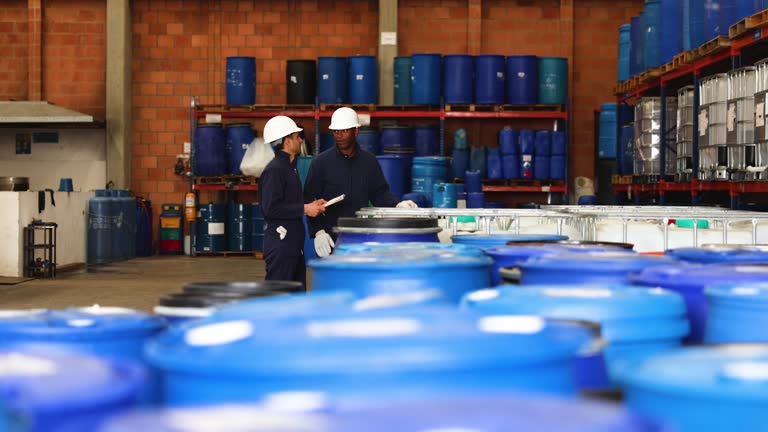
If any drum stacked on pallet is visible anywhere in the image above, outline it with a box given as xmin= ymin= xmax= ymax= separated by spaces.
xmin=633 ymin=97 xmax=677 ymax=179
xmin=676 ymin=86 xmax=695 ymax=181
xmin=727 ymin=67 xmax=757 ymax=180
xmin=699 ymin=73 xmax=729 ymax=180
xmin=756 ymin=58 xmax=768 ymax=179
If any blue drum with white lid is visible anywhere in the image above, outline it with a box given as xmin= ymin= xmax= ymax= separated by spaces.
xmin=0 ymin=307 xmax=165 ymax=363
xmin=705 ymin=284 xmax=768 ymax=343
xmin=0 ymin=347 xmax=147 ymax=432
xmin=309 ymin=248 xmax=492 ymax=302
xmin=520 ymin=252 xmax=675 ymax=286
xmin=145 ymin=308 xmax=594 ymax=404
xmin=451 ymin=233 xmax=568 ymax=250
xmin=99 ymin=393 xmax=662 ymax=432
xmin=633 ymin=264 xmax=768 ymax=343
xmin=624 ymin=344 xmax=768 ymax=432
xmin=462 ymin=285 xmax=688 ymax=389
xmin=666 ymin=245 xmax=768 ymax=264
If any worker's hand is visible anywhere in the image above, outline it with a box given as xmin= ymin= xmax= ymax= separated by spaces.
xmin=314 ymin=230 xmax=335 ymax=257
xmin=304 ymin=199 xmax=326 ymax=217
xmin=396 ymin=200 xmax=418 ymax=209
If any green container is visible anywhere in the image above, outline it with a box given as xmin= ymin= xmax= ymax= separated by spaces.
xmin=297 ymin=155 xmax=313 ymax=189
xmin=538 ymin=57 xmax=568 ymax=104
xmin=160 ymin=228 xmax=182 ymax=241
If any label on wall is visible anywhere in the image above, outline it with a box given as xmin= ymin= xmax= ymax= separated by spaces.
xmin=380 ymin=32 xmax=397 ymax=46
xmin=755 ymin=92 xmax=766 ymax=141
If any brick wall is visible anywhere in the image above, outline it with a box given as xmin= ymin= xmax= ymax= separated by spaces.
xmin=0 ymin=1 xmax=30 ymax=101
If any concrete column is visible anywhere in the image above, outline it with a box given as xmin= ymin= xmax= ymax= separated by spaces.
xmin=106 ymin=0 xmax=131 ymax=188
xmin=27 ymin=0 xmax=42 ymax=100
xmin=468 ymin=0 xmax=482 ymax=55
xmin=559 ymin=0 xmax=574 ymax=107
xmin=378 ymin=0 xmax=397 ymax=105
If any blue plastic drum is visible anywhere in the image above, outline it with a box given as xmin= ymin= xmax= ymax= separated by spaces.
xmin=411 ymin=157 xmax=450 ymax=201
xmin=225 ymin=57 xmax=256 ymax=105
xmin=624 ymin=345 xmax=768 ymax=432
xmin=506 ymin=55 xmax=538 ymax=104
xmin=0 ymin=348 xmax=147 ymax=432
xmin=319 ymin=132 xmax=335 ymax=153
xmin=394 ymin=56 xmax=411 ymax=104
xmin=475 ymin=55 xmax=505 ymax=104
xmin=463 ymin=285 xmax=688 ymax=390
xmin=333 ymin=217 xmax=442 ymax=246
xmin=227 ymin=202 xmax=252 ymax=252
xmin=380 ymin=126 xmax=412 ymax=151
xmin=348 ymin=55 xmax=377 ymax=104
xmin=412 ymin=125 xmax=440 ymax=156
xmin=375 ymin=155 xmax=405 ymax=199
xmin=318 ymin=56 xmax=347 ymax=104
xmin=357 ymin=127 xmax=381 ymax=155
xmin=443 ymin=54 xmax=474 ymax=104
xmin=225 ymin=124 xmax=254 ymax=175
xmin=666 ymin=245 xmax=768 ymax=264
xmin=193 ymin=125 xmax=226 ymax=176
xmin=499 ymin=128 xmax=519 ymax=155
xmin=452 ymin=233 xmax=568 ymax=251
xmin=432 ymin=182 xmax=457 ymax=208
xmin=196 ymin=203 xmax=227 ymax=252
xmin=333 ymin=241 xmax=485 ymax=257
xmin=411 ymin=53 xmax=442 ymax=105
xmin=145 ymin=308 xmax=593 ymax=404
xmin=632 ymin=264 xmax=768 ymax=343
xmin=520 ymin=252 xmax=675 ymax=286
xmin=705 ymin=283 xmax=768 ymax=343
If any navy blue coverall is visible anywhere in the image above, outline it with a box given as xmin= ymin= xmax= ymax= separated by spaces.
xmin=304 ymin=144 xmax=399 ymax=241
xmin=259 ymin=150 xmax=306 ymax=289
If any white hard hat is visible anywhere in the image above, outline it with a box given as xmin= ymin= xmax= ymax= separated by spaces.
xmin=328 ymin=107 xmax=361 ymax=130
xmin=263 ymin=115 xmax=303 ymax=145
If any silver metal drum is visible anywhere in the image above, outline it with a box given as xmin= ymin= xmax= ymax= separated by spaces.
xmin=726 ymin=67 xmax=756 ymax=180
xmin=676 ymin=86 xmax=694 ymax=181
xmin=699 ymin=73 xmax=729 ymax=180
xmin=754 ymin=58 xmax=768 ymax=179
xmin=633 ymin=97 xmax=677 ymax=178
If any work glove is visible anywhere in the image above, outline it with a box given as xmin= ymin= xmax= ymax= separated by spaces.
xmin=396 ymin=200 xmax=418 ymax=209
xmin=314 ymin=230 xmax=335 ymax=257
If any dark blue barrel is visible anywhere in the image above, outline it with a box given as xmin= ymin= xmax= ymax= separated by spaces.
xmin=479 ymin=245 xmax=565 ymax=285
xmin=225 ymin=56 xmax=255 ymax=105
xmin=487 ymin=147 xmax=503 ymax=179
xmin=146 ymin=308 xmax=592 ymax=404
xmin=475 ymin=55 xmax=505 ymax=104
xmin=107 ymin=190 xmax=123 ymax=262
xmin=644 ymin=0 xmax=662 ymax=68
xmin=551 ymin=130 xmax=567 ymax=155
xmin=503 ymin=154 xmax=520 ymax=179
xmin=196 ymin=203 xmax=226 ymax=252
xmin=506 ymin=55 xmax=538 ymax=104
xmin=520 ymin=252 xmax=675 ymax=286
xmin=251 ymin=203 xmax=264 ymax=252
xmin=500 ymin=128 xmax=519 ymax=155
xmin=452 ymin=233 xmax=568 ymax=251
xmin=225 ymin=124 xmax=254 ymax=175
xmin=319 ymin=132 xmax=335 ymax=153
xmin=660 ymin=0 xmax=682 ymax=64
xmin=715 ymin=0 xmax=734 ymax=37
xmin=624 ymin=345 xmax=768 ymax=432
xmin=376 ymin=155 xmax=405 ymax=199
xmin=620 ymin=124 xmax=635 ymax=174
xmin=519 ymin=129 xmax=535 ymax=154
xmin=630 ymin=16 xmax=640 ymax=76
xmin=470 ymin=146 xmax=486 ymax=178
xmin=193 ymin=124 xmax=226 ymax=176
xmin=737 ymin=0 xmax=762 ymax=18
xmin=393 ymin=56 xmax=411 ymax=104
xmin=705 ymin=283 xmax=768 ymax=343
xmin=116 ymin=190 xmax=136 ymax=260
xmin=227 ymin=202 xmax=252 ymax=252
xmin=318 ymin=56 xmax=347 ymax=104
xmin=465 ymin=169 xmax=482 ymax=193
xmin=535 ymin=130 xmax=551 ymax=156
xmin=88 ymin=191 xmax=115 ymax=264
xmin=520 ymin=129 xmax=535 ymax=179
xmin=452 ymin=149 xmax=469 ymax=179
xmin=538 ymin=57 xmax=568 ymax=104
xmin=0 ymin=307 xmax=165 ymax=363
xmin=386 ymin=151 xmax=414 ymax=191
xmin=666 ymin=245 xmax=768 ymax=264
xmin=412 ymin=125 xmax=440 ymax=156
xmin=534 ymin=155 xmax=550 ymax=180
xmin=312 ymin=251 xmax=491 ymax=303
xmin=432 ymin=182 xmax=457 ymax=208
xmin=411 ymin=53 xmax=442 ymax=105
xmin=618 ymin=24 xmax=631 ymax=81
xmin=599 ymin=103 xmax=618 ymax=158
xmin=550 ymin=155 xmax=566 ymax=180
xmin=334 ymin=217 xmax=441 ymax=246
xmin=0 ymin=348 xmax=147 ymax=432
xmin=357 ymin=127 xmax=381 ymax=155
xmin=380 ymin=126 xmax=412 ymax=151
xmin=685 ymin=0 xmax=708 ymax=49
xmin=348 ymin=55 xmax=377 ymax=104
xmin=463 ymin=285 xmax=688 ymax=390
xmin=632 ymin=264 xmax=768 ymax=343
xmin=411 ymin=157 xmax=450 ymax=202
xmin=443 ymin=55 xmax=474 ymax=104
xmin=467 ymin=191 xmax=485 ymax=208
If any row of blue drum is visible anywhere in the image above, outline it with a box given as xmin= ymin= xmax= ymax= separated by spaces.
xmin=88 ymin=190 xmax=140 ymax=265
xmin=193 ymin=123 xmax=254 ymax=177
xmin=619 ymin=0 xmax=765 ymax=81
xmin=195 ymin=202 xmax=265 ymax=253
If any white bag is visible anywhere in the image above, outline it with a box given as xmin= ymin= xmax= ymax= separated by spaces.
xmin=240 ymin=137 xmax=274 ymax=177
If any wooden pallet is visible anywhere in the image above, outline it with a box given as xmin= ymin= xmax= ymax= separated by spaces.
xmin=250 ymin=104 xmax=314 ymax=111
xmin=319 ymin=103 xmax=375 ymax=112
xmin=194 ymin=251 xmax=264 ymax=259
xmin=672 ymin=50 xmax=695 ymax=68
xmin=638 ymin=68 xmax=662 ymax=83
xmin=693 ymin=36 xmax=730 ymax=60
xmin=612 ymin=175 xmax=634 ymax=185
xmin=729 ymin=9 xmax=768 ymax=39
xmin=444 ymin=104 xmax=496 ymax=112
xmin=660 ymin=61 xmax=675 ymax=74
xmin=193 ymin=175 xmax=258 ymax=185
xmin=376 ymin=104 xmax=440 ymax=111
xmin=196 ymin=104 xmax=253 ymax=113
xmin=496 ymin=104 xmax=564 ymax=112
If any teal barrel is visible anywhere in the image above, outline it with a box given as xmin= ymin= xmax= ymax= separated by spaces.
xmin=196 ymin=203 xmax=226 ymax=252
xmin=297 ymin=155 xmax=312 ymax=189
xmin=394 ymin=56 xmax=411 ymax=104
xmin=538 ymin=57 xmax=568 ymax=104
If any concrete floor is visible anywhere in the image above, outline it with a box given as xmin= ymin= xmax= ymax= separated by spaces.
xmin=0 ymin=256 xmax=270 ymax=312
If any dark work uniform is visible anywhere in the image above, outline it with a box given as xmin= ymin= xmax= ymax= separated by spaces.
xmin=259 ymin=150 xmax=306 ymax=289
xmin=304 ymin=144 xmax=399 ymax=241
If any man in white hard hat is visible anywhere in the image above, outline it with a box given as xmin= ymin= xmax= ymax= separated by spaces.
xmin=259 ymin=115 xmax=327 ymax=289
xmin=304 ymin=107 xmax=418 ymax=257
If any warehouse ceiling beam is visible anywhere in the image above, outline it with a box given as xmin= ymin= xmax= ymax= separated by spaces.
xmin=106 ymin=0 xmax=132 ymax=189
xmin=378 ymin=0 xmax=398 ymax=105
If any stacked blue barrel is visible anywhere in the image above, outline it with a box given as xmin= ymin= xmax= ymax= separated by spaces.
xmin=88 ymin=189 xmax=137 ymax=264
xmin=194 ymin=202 xmax=264 ymax=254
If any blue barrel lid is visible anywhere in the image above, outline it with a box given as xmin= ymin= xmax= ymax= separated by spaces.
xmin=624 ymin=345 xmax=768 ymax=401
xmin=145 ymin=308 xmax=592 ymax=377
xmin=485 ymin=243 xmax=634 ymax=260
xmin=0 ymin=347 xmax=145 ymax=415
xmin=633 ymin=264 xmax=768 ymax=290
xmin=309 ymin=249 xmax=492 ymax=270
xmin=0 ymin=306 xmax=165 ymax=340
xmin=452 ymin=234 xmax=569 ymax=249
xmin=99 ymin=393 xmax=658 ymax=432
xmin=521 ymin=252 xmax=675 ymax=273
xmin=334 ymin=241 xmax=485 ymax=257
xmin=666 ymin=246 xmax=768 ymax=264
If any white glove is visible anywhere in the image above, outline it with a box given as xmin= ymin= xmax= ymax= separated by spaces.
xmin=314 ymin=230 xmax=335 ymax=257
xmin=396 ymin=200 xmax=418 ymax=209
